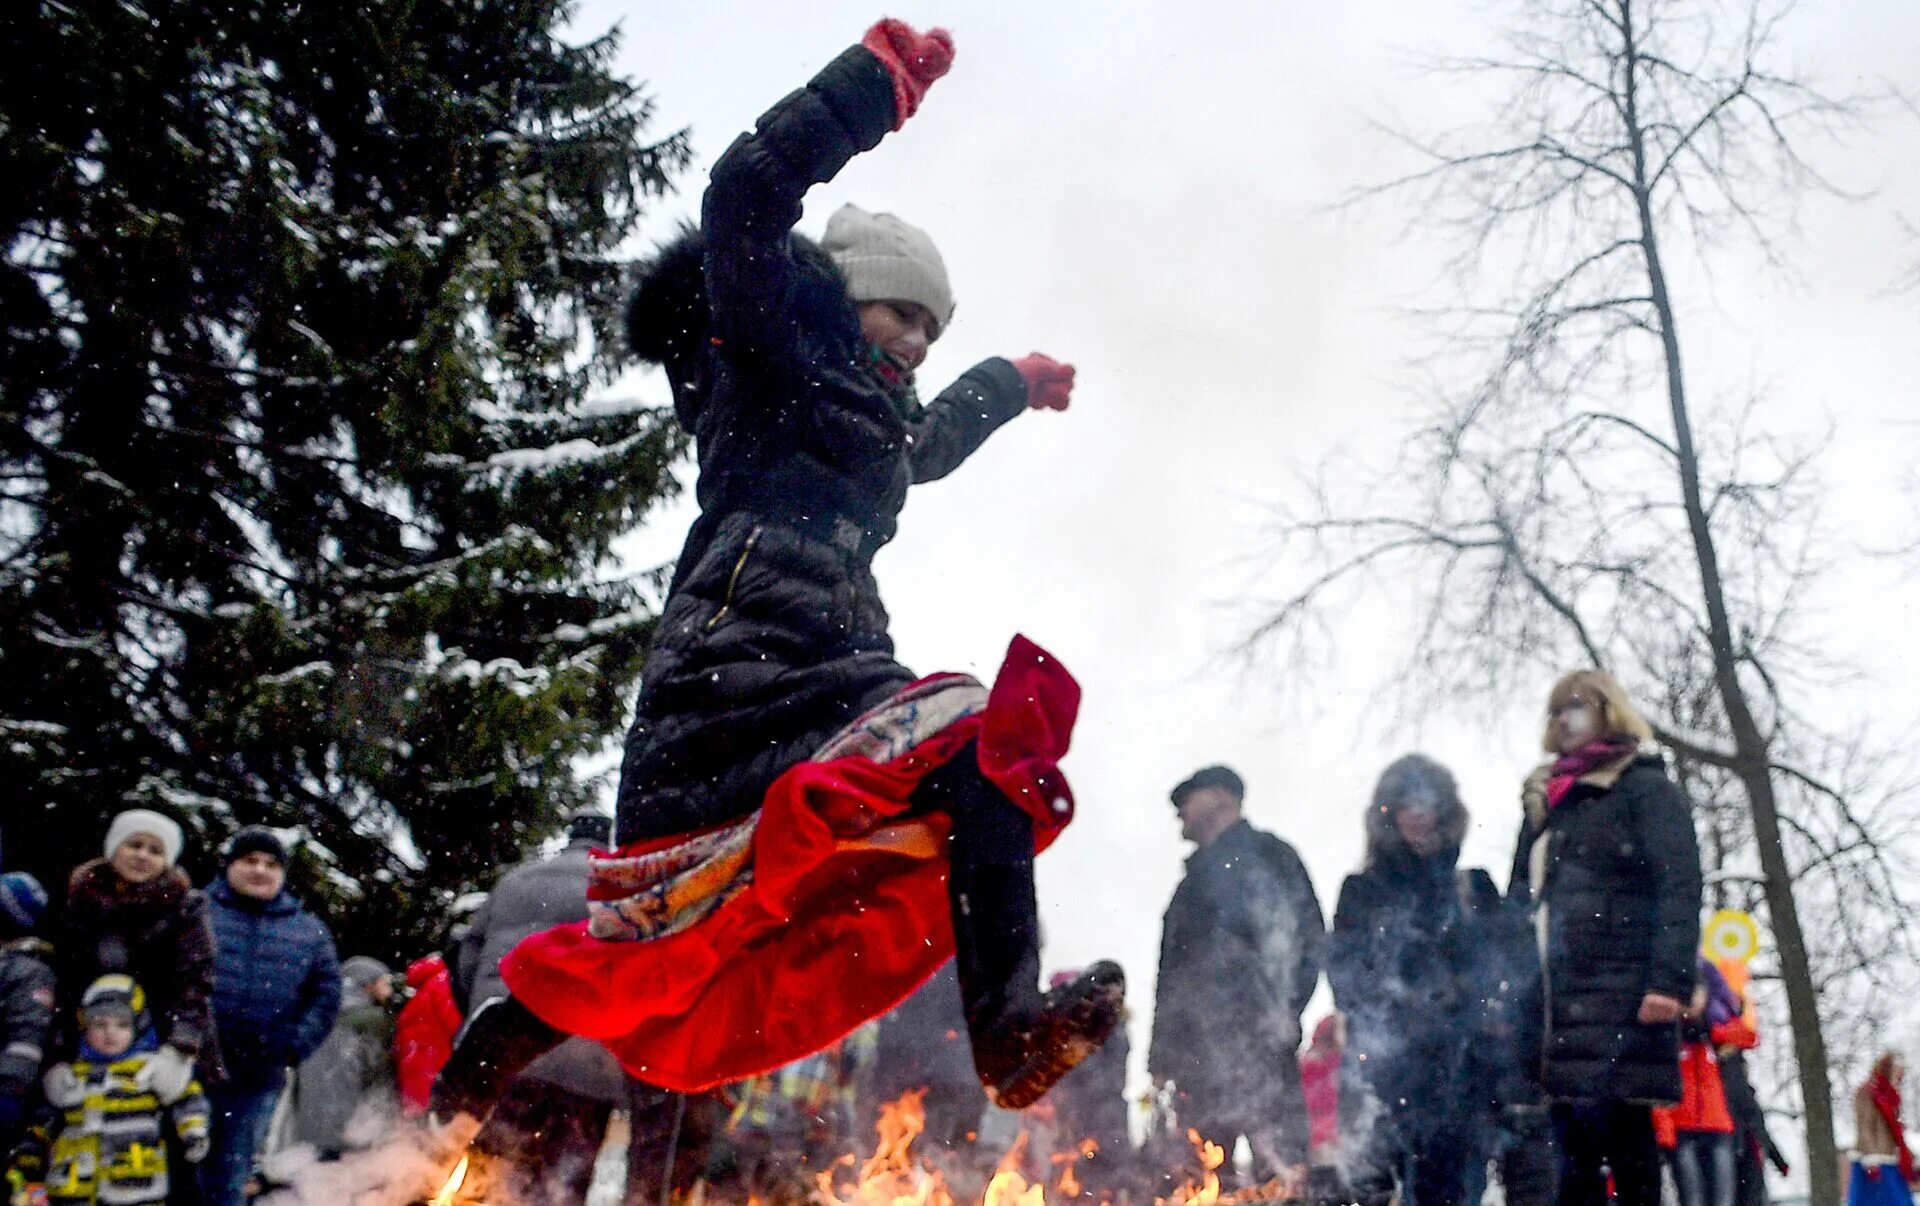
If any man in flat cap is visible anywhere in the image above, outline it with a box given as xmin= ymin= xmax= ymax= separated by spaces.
xmin=1149 ymin=766 xmax=1325 ymax=1190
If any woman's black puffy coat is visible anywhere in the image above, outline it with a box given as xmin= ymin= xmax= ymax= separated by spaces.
xmin=614 ymin=44 xmax=1029 ymax=843
xmin=1509 ymin=755 xmax=1702 ymax=1106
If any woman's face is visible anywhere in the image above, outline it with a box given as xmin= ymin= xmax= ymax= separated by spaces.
xmin=1392 ymin=805 xmax=1445 ymax=856
xmin=858 ymin=301 xmax=936 ymax=375
xmin=1548 ymin=692 xmax=1604 ymax=754
xmin=109 ymin=832 xmax=170 ymax=886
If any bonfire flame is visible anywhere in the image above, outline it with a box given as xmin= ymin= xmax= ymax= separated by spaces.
xmin=1170 ymin=1131 xmax=1224 ymax=1206
xmin=817 ymin=1089 xmax=951 ymax=1206
xmin=429 ymin=1155 xmax=472 ymax=1206
xmin=428 ymin=1153 xmax=495 ymax=1206
xmin=422 ymin=1090 xmax=1292 ymax=1206
xmin=816 ymin=1091 xmax=1293 ymax=1206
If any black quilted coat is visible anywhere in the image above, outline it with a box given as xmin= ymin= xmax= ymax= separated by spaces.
xmin=1509 ymin=755 xmax=1702 ymax=1105
xmin=613 ymin=43 xmax=1030 ymax=843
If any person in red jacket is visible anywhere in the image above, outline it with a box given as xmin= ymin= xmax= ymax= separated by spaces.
xmin=1298 ymin=1015 xmax=1345 ymax=1206
xmin=1654 ymin=957 xmax=1757 ymax=1206
xmin=393 ymin=956 xmax=462 ymax=1117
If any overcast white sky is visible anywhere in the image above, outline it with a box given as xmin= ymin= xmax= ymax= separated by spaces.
xmin=568 ymin=0 xmax=1920 ymax=1139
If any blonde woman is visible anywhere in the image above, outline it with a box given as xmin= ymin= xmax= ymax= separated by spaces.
xmin=1850 ymin=1052 xmax=1917 ymax=1206
xmin=1509 ymin=671 xmax=1703 ymax=1206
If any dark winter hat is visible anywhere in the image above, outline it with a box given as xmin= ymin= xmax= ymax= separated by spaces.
xmin=0 ymin=871 xmax=48 ymax=934
xmin=567 ymin=810 xmax=613 ymax=845
xmin=821 ymin=204 xmax=955 ymax=337
xmin=1170 ymin=765 xmax=1245 ymax=809
xmin=224 ymin=825 xmax=288 ymax=867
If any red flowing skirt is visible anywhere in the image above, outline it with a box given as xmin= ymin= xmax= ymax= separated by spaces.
xmin=500 ymin=636 xmax=1079 ymax=1092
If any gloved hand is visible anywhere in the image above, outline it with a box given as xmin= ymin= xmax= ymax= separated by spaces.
xmin=861 ymin=19 xmax=954 ymax=129
xmin=1013 ymin=353 xmax=1075 ymax=411
xmin=136 ymin=1045 xmax=195 ymax=1104
xmin=40 ymin=1065 xmax=83 ymax=1110
xmin=181 ymin=1131 xmax=210 ymax=1164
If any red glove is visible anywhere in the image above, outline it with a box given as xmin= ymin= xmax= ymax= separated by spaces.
xmin=861 ymin=19 xmax=955 ymax=130
xmin=1013 ymin=353 xmax=1075 ymax=412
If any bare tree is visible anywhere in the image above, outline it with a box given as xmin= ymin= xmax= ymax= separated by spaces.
xmin=1242 ymin=3 xmax=1907 ymax=1200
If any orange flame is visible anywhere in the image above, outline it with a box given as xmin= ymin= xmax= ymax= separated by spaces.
xmin=428 ymin=1155 xmax=471 ymax=1206
xmin=817 ymin=1089 xmax=952 ymax=1206
xmin=816 ymin=1092 xmax=1299 ymax=1206
xmin=983 ymin=1169 xmax=1045 ymax=1206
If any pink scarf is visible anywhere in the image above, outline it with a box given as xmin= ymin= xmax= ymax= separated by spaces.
xmin=1546 ymin=739 xmax=1639 ymax=809
xmin=1869 ymin=1068 xmax=1917 ymax=1183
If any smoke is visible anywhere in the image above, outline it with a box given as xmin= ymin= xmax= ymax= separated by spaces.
xmin=255 ymin=1120 xmax=468 ymax=1205
xmin=255 ymin=1107 xmax=633 ymax=1206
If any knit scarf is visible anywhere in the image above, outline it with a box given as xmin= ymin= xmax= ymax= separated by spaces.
xmin=1869 ymin=1067 xmax=1917 ymax=1182
xmin=865 ymin=344 xmax=922 ymax=419
xmin=1545 ymin=738 xmax=1639 ymax=809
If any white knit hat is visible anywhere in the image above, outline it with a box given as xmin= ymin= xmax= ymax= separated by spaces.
xmin=821 ymin=204 xmax=954 ymax=336
xmin=104 ymin=809 xmax=184 ymax=867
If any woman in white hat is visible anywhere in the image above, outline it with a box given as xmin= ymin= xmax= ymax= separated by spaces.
xmin=58 ymin=808 xmax=220 ymax=1094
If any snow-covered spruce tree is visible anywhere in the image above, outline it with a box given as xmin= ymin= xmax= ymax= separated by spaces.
xmin=0 ymin=0 xmax=689 ymax=958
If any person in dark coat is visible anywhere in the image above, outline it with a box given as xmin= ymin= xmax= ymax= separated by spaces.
xmin=1509 ymin=670 xmax=1703 ymax=1206
xmin=0 ymin=872 xmax=55 ymax=1153
xmin=1329 ymin=755 xmax=1530 ymax=1206
xmin=451 ymin=812 xmax=656 ymax=1206
xmin=441 ymin=16 xmax=1119 ymax=1125
xmin=1720 ymin=1046 xmax=1788 ymax=1206
xmin=200 ymin=827 xmax=339 ymax=1206
xmin=57 ymin=811 xmax=220 ymax=1092
xmin=291 ymin=956 xmax=395 ymax=1160
xmin=1149 ymin=765 xmax=1325 ymax=1188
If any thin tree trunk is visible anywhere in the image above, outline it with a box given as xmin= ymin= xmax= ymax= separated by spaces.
xmin=1617 ymin=3 xmax=1839 ymax=1200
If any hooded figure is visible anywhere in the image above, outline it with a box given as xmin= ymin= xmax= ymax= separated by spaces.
xmin=1329 ymin=755 xmax=1528 ymax=1206
xmin=392 ymin=954 xmax=462 ymax=1117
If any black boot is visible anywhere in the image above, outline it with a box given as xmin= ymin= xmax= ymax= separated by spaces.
xmin=932 ymin=749 xmax=1125 ymax=1110
xmin=430 ymin=994 xmax=565 ymax=1123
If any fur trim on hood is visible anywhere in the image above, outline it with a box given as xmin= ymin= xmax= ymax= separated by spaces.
xmin=68 ymin=858 xmax=191 ymax=908
xmin=1366 ymin=753 xmax=1468 ymax=869
xmin=624 ymin=225 xmax=858 ymax=430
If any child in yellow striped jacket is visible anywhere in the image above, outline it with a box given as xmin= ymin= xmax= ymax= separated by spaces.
xmin=41 ymin=976 xmax=208 ymax=1206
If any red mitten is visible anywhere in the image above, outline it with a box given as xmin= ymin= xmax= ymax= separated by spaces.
xmin=861 ymin=19 xmax=955 ymax=130
xmin=1013 ymin=353 xmax=1075 ymax=412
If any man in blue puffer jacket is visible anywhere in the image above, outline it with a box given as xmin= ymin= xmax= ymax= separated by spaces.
xmin=202 ymin=827 xmax=340 ymax=1206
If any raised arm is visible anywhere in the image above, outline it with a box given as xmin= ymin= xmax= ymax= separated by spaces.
xmin=906 ymin=360 xmax=1025 ymax=482
xmin=908 ymin=353 xmax=1076 ymax=483
xmin=703 ymin=22 xmax=951 ymax=363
